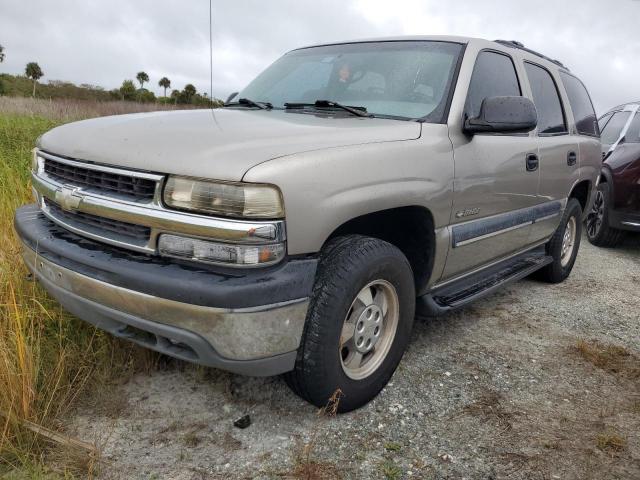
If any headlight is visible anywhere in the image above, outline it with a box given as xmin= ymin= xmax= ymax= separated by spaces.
xmin=163 ymin=176 xmax=284 ymax=219
xmin=158 ymin=234 xmax=285 ymax=266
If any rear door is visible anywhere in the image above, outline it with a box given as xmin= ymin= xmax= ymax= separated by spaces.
xmin=522 ymin=62 xmax=577 ymax=244
xmin=443 ymin=49 xmax=539 ymax=281
xmin=558 ymin=72 xmax=603 ymax=211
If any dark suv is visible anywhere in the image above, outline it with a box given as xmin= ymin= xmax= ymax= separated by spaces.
xmin=586 ymin=102 xmax=640 ymax=246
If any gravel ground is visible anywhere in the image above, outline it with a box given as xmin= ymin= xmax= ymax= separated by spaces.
xmin=69 ymin=233 xmax=640 ymax=479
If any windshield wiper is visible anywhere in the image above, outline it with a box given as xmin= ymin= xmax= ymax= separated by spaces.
xmin=284 ymin=100 xmax=372 ymax=118
xmin=225 ymin=98 xmax=273 ymax=110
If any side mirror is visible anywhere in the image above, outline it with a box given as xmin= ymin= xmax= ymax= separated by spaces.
xmin=464 ymin=96 xmax=537 ymax=134
xmin=226 ymin=91 xmax=239 ymax=104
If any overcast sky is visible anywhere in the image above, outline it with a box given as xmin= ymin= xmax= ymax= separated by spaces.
xmin=0 ymin=0 xmax=638 ymax=113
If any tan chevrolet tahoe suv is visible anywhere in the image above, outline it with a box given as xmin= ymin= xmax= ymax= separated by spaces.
xmin=15 ymin=36 xmax=601 ymax=412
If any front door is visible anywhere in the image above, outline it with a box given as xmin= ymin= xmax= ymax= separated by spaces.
xmin=443 ymin=50 xmax=540 ymax=281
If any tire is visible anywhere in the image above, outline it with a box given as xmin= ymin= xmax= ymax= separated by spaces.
xmin=285 ymin=235 xmax=415 ymax=413
xmin=585 ymin=182 xmax=625 ymax=247
xmin=536 ymin=198 xmax=582 ymax=284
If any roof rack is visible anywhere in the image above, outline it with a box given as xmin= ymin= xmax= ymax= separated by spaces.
xmin=494 ymin=40 xmax=569 ymax=70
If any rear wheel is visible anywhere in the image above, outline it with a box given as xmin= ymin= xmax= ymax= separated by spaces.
xmin=285 ymin=235 xmax=415 ymax=413
xmin=536 ymin=198 xmax=582 ymax=283
xmin=586 ymin=182 xmax=625 ymax=247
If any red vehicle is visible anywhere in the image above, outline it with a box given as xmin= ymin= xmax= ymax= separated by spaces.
xmin=586 ymin=102 xmax=640 ymax=246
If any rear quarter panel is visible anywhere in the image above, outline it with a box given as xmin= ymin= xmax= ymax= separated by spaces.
xmin=577 ymin=136 xmax=601 ymax=213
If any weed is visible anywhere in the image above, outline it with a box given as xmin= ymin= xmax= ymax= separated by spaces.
xmin=286 ymin=389 xmax=343 ymax=479
xmin=596 ymin=430 xmax=627 ymax=455
xmin=379 ymin=460 xmax=402 ymax=480
xmin=182 ymin=432 xmax=200 ymax=448
xmin=384 ymin=442 xmax=402 ymax=452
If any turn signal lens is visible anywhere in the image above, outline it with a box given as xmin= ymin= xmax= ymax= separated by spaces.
xmin=31 ymin=148 xmax=41 ymax=173
xmin=158 ymin=234 xmax=285 ymax=266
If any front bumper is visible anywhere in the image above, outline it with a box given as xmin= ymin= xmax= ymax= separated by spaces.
xmin=15 ymin=204 xmax=317 ymax=376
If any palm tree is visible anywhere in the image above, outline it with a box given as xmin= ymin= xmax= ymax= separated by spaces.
xmin=158 ymin=77 xmax=171 ymax=97
xmin=183 ymin=84 xmax=196 ymax=102
xmin=25 ymin=62 xmax=44 ymax=97
xmin=136 ymin=71 xmax=149 ymax=89
xmin=119 ymin=80 xmax=136 ymax=101
xmin=0 ymin=45 xmax=5 ymax=63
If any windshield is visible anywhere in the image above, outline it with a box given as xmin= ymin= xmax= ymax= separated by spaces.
xmin=237 ymin=41 xmax=463 ymax=122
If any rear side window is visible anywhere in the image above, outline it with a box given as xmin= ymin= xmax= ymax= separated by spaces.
xmin=524 ymin=63 xmax=566 ymax=135
xmin=625 ymin=113 xmax=640 ymax=143
xmin=465 ymin=51 xmax=521 ymax=119
xmin=600 ymin=111 xmax=631 ymax=145
xmin=560 ymin=72 xmax=598 ymax=136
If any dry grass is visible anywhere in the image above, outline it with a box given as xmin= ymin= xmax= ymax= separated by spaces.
xmin=284 ymin=390 xmax=343 ymax=480
xmin=596 ymin=430 xmax=627 ymax=455
xmin=0 ymin=96 xmax=197 ymax=123
xmin=462 ymin=390 xmax=515 ymax=431
xmin=288 ymin=460 xmax=342 ymax=480
xmin=0 ymin=100 xmax=169 ymax=476
xmin=574 ymin=340 xmax=640 ymax=378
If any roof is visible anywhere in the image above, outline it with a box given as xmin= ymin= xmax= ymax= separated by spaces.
xmin=292 ymin=35 xmax=475 ymax=50
xmin=605 ymin=101 xmax=640 ymax=114
xmin=291 ymin=35 xmax=568 ymax=71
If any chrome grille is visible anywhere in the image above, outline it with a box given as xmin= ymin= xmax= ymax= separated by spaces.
xmin=46 ymin=201 xmax=151 ymax=243
xmin=32 ymin=151 xmax=286 ymax=262
xmin=44 ymin=157 xmax=157 ymax=200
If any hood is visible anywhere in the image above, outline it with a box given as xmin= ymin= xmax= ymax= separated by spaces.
xmin=38 ymin=109 xmax=421 ymax=181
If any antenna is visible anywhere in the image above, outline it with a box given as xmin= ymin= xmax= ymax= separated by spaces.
xmin=209 ymin=0 xmax=213 ymax=107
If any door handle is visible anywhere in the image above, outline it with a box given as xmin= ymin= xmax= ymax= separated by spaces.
xmin=526 ymin=153 xmax=539 ymax=172
xmin=567 ymin=151 xmax=577 ymax=166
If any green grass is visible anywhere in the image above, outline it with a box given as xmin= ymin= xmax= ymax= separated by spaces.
xmin=379 ymin=459 xmax=402 ymax=480
xmin=0 ymin=107 xmax=157 ymax=476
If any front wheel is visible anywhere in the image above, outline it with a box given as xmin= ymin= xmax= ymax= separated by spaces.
xmin=536 ymin=198 xmax=582 ymax=283
xmin=285 ymin=236 xmax=415 ymax=413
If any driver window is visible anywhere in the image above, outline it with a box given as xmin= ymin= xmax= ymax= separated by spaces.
xmin=465 ymin=51 xmax=521 ymax=119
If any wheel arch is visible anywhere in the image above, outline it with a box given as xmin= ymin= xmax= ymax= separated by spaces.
xmin=324 ymin=205 xmax=436 ymax=295
xmin=568 ymin=179 xmax=592 ymax=213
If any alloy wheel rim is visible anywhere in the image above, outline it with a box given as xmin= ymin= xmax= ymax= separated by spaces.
xmin=561 ymin=216 xmax=577 ymax=267
xmin=339 ymin=280 xmax=399 ymax=380
xmin=586 ymin=190 xmax=604 ymax=239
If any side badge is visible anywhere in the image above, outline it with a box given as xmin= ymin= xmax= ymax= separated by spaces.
xmin=455 ymin=208 xmax=480 ymax=219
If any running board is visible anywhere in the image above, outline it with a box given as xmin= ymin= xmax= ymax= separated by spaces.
xmin=417 ymin=246 xmax=552 ymax=317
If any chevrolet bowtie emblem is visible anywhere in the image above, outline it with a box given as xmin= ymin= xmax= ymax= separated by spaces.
xmin=54 ymin=186 xmax=83 ymax=211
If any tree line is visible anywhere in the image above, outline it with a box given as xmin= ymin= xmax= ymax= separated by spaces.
xmin=117 ymin=72 xmax=217 ymax=106
xmin=0 ymin=44 xmax=222 ymax=106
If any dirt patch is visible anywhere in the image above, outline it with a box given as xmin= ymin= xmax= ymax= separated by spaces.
xmin=65 ymin=234 xmax=640 ymax=479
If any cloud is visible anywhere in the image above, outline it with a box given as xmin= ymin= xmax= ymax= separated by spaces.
xmin=0 ymin=0 xmax=638 ymax=112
